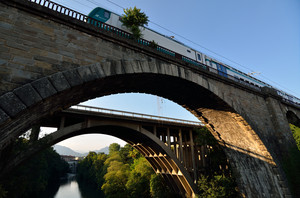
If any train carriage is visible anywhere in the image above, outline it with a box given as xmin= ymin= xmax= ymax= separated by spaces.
xmin=88 ymin=7 xmax=300 ymax=107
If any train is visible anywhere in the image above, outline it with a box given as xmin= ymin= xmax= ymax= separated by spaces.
xmin=88 ymin=7 xmax=300 ymax=106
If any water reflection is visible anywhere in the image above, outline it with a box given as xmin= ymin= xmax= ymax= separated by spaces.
xmin=41 ymin=174 xmax=104 ymax=198
xmin=54 ymin=174 xmax=81 ymax=198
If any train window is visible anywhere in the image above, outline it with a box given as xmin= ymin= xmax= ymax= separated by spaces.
xmin=197 ymin=54 xmax=201 ymax=60
xmin=187 ymin=50 xmax=191 ymax=53
xmin=104 ymin=11 xmax=110 ymax=18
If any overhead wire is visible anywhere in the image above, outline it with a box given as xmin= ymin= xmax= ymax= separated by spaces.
xmin=52 ymin=0 xmax=299 ymax=97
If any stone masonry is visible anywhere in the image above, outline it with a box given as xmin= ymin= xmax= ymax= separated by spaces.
xmin=0 ymin=0 xmax=300 ymax=197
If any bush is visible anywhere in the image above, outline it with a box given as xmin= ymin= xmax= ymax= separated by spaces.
xmin=120 ymin=7 xmax=149 ymax=39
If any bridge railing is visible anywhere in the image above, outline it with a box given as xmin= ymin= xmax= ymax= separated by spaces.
xmin=26 ymin=0 xmax=264 ymax=91
xmin=24 ymin=0 xmax=300 ymax=106
xmin=69 ymin=105 xmax=203 ymax=126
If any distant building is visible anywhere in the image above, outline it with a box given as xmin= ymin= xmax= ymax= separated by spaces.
xmin=61 ymin=155 xmax=76 ymax=162
xmin=60 ymin=155 xmax=83 ymax=173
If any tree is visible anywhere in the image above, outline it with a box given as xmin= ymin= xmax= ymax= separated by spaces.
xmin=150 ymin=174 xmax=178 ymax=198
xmin=1 ymin=139 xmax=69 ymax=198
xmin=102 ymin=153 xmax=130 ymax=198
xmin=120 ymin=6 xmax=149 ymax=39
xmin=126 ymin=157 xmax=153 ymax=197
xmin=109 ymin=143 xmax=120 ymax=154
xmin=197 ymin=175 xmax=237 ymax=198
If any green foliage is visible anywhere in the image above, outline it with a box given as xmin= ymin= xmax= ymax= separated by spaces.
xmin=126 ymin=158 xmax=153 ymax=197
xmin=120 ymin=6 xmax=149 ymax=39
xmin=119 ymin=143 xmax=135 ymax=164
xmin=194 ymin=127 xmax=238 ymax=197
xmin=150 ymin=174 xmax=177 ymax=198
xmin=102 ymin=160 xmax=130 ymax=198
xmin=1 ymin=138 xmax=69 ymax=198
xmin=78 ymin=138 xmax=239 ymax=197
xmin=109 ymin=143 xmax=121 ymax=154
xmin=290 ymin=123 xmax=300 ymax=150
xmin=77 ymin=143 xmax=180 ymax=197
xmin=282 ymin=124 xmax=300 ymax=197
xmin=77 ymin=151 xmax=107 ymax=188
xmin=149 ymin=40 xmax=158 ymax=49
xmin=194 ymin=127 xmax=218 ymax=146
xmin=197 ymin=175 xmax=237 ymax=198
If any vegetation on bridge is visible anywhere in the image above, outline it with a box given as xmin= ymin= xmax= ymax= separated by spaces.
xmin=120 ymin=7 xmax=149 ymax=39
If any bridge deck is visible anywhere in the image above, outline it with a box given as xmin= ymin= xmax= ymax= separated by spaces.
xmin=41 ymin=105 xmax=203 ymax=128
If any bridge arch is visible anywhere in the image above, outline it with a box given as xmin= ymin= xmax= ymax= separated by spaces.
xmin=8 ymin=120 xmax=198 ymax=197
xmin=0 ymin=60 xmax=287 ymax=197
xmin=286 ymin=110 xmax=300 ymax=128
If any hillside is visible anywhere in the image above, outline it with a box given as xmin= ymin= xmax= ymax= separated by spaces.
xmin=53 ymin=145 xmax=85 ymax=157
xmin=53 ymin=145 xmax=110 ymax=156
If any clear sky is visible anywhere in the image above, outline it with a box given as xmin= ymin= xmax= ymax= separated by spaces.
xmin=46 ymin=0 xmax=300 ymax=153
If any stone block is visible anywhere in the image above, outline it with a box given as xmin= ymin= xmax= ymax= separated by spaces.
xmin=77 ymin=66 xmax=98 ymax=83
xmin=111 ymin=60 xmax=124 ymax=75
xmin=147 ymin=60 xmax=158 ymax=73
xmin=0 ymin=108 xmax=10 ymax=124
xmin=0 ymin=92 xmax=26 ymax=117
xmin=31 ymin=77 xmax=57 ymax=99
xmin=122 ymin=60 xmax=134 ymax=74
xmin=91 ymin=62 xmax=106 ymax=77
xmin=139 ymin=61 xmax=150 ymax=73
xmin=169 ymin=64 xmax=179 ymax=77
xmin=12 ymin=56 xmax=35 ymax=66
xmin=33 ymin=55 xmax=61 ymax=65
xmin=49 ymin=72 xmax=70 ymax=92
xmin=177 ymin=67 xmax=185 ymax=79
xmin=131 ymin=61 xmax=142 ymax=73
xmin=100 ymin=61 xmax=115 ymax=76
xmin=63 ymin=69 xmax=83 ymax=87
xmin=14 ymin=84 xmax=42 ymax=107
xmin=89 ymin=63 xmax=105 ymax=78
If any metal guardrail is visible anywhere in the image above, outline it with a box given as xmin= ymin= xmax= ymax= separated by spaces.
xmin=26 ymin=0 xmax=261 ymax=92
xmin=69 ymin=105 xmax=203 ymax=126
xmin=24 ymin=0 xmax=299 ymax=107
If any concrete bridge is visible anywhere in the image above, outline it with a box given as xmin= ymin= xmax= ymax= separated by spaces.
xmin=0 ymin=0 xmax=300 ymax=197
xmin=3 ymin=105 xmax=205 ymax=197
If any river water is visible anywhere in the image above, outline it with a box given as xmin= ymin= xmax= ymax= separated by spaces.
xmin=43 ymin=174 xmax=105 ymax=198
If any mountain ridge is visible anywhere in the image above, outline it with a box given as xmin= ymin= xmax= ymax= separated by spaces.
xmin=53 ymin=145 xmax=109 ymax=156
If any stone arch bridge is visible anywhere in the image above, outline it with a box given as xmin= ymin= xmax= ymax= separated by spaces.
xmin=0 ymin=0 xmax=300 ymax=197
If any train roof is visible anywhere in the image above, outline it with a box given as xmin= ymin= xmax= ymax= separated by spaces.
xmin=90 ymin=7 xmax=300 ymax=101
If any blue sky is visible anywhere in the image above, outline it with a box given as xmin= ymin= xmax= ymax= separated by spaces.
xmin=47 ymin=0 xmax=300 ymax=152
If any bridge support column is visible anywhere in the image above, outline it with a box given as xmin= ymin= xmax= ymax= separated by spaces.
xmin=263 ymin=87 xmax=297 ymax=158
xmin=189 ymin=129 xmax=197 ymax=183
xmin=167 ymin=128 xmax=171 ymax=149
xmin=179 ymin=129 xmax=184 ymax=164
xmin=29 ymin=125 xmax=40 ymax=143
xmin=59 ymin=116 xmax=65 ymax=130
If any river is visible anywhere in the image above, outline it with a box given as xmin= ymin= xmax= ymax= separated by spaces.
xmin=41 ymin=174 xmax=105 ymax=198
